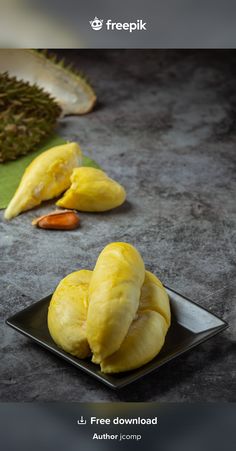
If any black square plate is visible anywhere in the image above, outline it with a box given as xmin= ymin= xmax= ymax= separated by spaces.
xmin=6 ymin=287 xmax=228 ymax=389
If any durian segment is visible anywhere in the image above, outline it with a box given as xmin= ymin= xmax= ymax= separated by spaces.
xmin=48 ymin=270 xmax=92 ymax=359
xmin=56 ymin=167 xmax=126 ymax=212
xmin=100 ymin=271 xmax=170 ymax=373
xmin=139 ymin=271 xmax=171 ymax=327
xmin=100 ymin=311 xmax=168 ymax=373
xmin=87 ymin=242 xmax=145 ymax=363
xmin=0 ymin=50 xmax=96 ymax=115
xmin=0 ymin=72 xmax=61 ymax=162
xmin=4 ymin=142 xmax=82 ymax=220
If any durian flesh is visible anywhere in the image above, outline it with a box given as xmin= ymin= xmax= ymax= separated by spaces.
xmin=4 ymin=142 xmax=82 ymax=220
xmin=100 ymin=271 xmax=170 ymax=373
xmin=48 ymin=270 xmax=92 ymax=359
xmin=56 ymin=167 xmax=126 ymax=212
xmin=87 ymin=242 xmax=145 ymax=363
xmin=100 ymin=311 xmax=167 ymax=373
xmin=47 ymin=243 xmax=171 ymax=373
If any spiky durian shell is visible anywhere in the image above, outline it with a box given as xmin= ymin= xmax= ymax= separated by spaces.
xmin=0 ymin=50 xmax=97 ymax=116
xmin=0 ymin=72 xmax=61 ymax=162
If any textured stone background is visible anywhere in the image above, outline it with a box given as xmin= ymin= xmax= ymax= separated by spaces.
xmin=0 ymin=50 xmax=235 ymax=401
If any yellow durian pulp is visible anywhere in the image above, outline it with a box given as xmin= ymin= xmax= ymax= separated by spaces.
xmin=47 ymin=243 xmax=171 ymax=373
xmin=48 ymin=270 xmax=92 ymax=359
xmin=139 ymin=271 xmax=171 ymax=326
xmin=56 ymin=167 xmax=126 ymax=212
xmin=100 ymin=311 xmax=168 ymax=373
xmin=87 ymin=242 xmax=145 ymax=363
xmin=100 ymin=271 xmax=170 ymax=373
xmin=4 ymin=142 xmax=82 ymax=220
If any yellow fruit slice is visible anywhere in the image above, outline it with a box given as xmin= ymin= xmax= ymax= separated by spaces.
xmin=47 ymin=245 xmax=171 ymax=373
xmin=87 ymin=242 xmax=145 ymax=363
xmin=139 ymin=271 xmax=171 ymax=327
xmin=4 ymin=142 xmax=82 ymax=219
xmin=100 ymin=311 xmax=168 ymax=373
xmin=56 ymin=167 xmax=126 ymax=212
xmin=100 ymin=271 xmax=170 ymax=373
xmin=48 ymin=270 xmax=92 ymax=359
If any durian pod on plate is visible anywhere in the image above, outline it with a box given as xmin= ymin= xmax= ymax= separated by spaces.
xmin=86 ymin=242 xmax=145 ymax=364
xmin=48 ymin=270 xmax=92 ymax=359
xmin=47 ymin=243 xmax=171 ymax=373
xmin=139 ymin=270 xmax=171 ymax=326
xmin=4 ymin=142 xmax=82 ymax=220
xmin=100 ymin=311 xmax=168 ymax=373
xmin=100 ymin=271 xmax=170 ymax=373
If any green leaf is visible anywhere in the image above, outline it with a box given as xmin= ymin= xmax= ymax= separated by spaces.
xmin=0 ymin=135 xmax=100 ymax=209
xmin=82 ymin=154 xmax=101 ymax=169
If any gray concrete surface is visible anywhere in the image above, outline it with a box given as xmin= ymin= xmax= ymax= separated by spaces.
xmin=0 ymin=50 xmax=235 ymax=401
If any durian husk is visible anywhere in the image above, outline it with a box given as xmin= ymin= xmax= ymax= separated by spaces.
xmin=0 ymin=72 xmax=61 ymax=162
xmin=0 ymin=49 xmax=96 ymax=116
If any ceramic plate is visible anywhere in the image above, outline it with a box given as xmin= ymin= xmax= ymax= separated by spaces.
xmin=6 ymin=287 xmax=227 ymax=389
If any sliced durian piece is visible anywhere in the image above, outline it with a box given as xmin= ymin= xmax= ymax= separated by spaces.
xmin=48 ymin=270 xmax=92 ymax=359
xmin=0 ymin=50 xmax=96 ymax=116
xmin=139 ymin=271 xmax=171 ymax=327
xmin=100 ymin=271 xmax=170 ymax=373
xmin=4 ymin=142 xmax=82 ymax=220
xmin=56 ymin=167 xmax=126 ymax=212
xmin=87 ymin=242 xmax=145 ymax=364
xmin=100 ymin=311 xmax=168 ymax=373
xmin=0 ymin=72 xmax=61 ymax=162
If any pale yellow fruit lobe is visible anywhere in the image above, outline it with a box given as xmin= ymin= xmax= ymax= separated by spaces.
xmin=48 ymin=270 xmax=92 ymax=359
xmin=56 ymin=167 xmax=126 ymax=212
xmin=87 ymin=242 xmax=145 ymax=363
xmin=4 ymin=142 xmax=82 ymax=220
xmin=139 ymin=271 xmax=171 ymax=327
xmin=100 ymin=311 xmax=168 ymax=373
xmin=100 ymin=270 xmax=170 ymax=373
xmin=47 ymin=243 xmax=171 ymax=373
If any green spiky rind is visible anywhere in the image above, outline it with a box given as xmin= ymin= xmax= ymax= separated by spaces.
xmin=0 ymin=73 xmax=61 ymax=163
xmin=31 ymin=49 xmax=97 ymax=112
xmin=36 ymin=49 xmax=94 ymax=88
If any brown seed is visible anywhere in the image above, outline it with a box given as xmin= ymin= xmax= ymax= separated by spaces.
xmin=32 ymin=210 xmax=80 ymax=230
